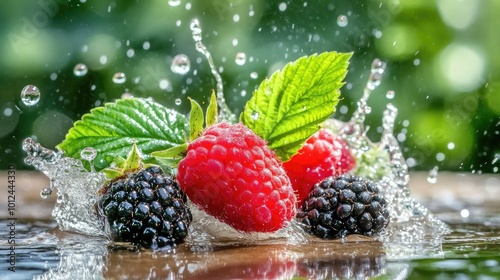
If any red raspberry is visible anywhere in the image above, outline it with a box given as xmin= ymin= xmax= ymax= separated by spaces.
xmin=283 ymin=128 xmax=355 ymax=205
xmin=176 ymin=122 xmax=296 ymax=232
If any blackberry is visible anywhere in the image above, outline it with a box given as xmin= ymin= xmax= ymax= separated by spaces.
xmin=297 ymin=174 xmax=389 ymax=239
xmin=99 ymin=165 xmax=192 ymax=249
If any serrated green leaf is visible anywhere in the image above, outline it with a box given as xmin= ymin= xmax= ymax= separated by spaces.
xmin=189 ymin=97 xmax=204 ymax=141
xmin=57 ymin=98 xmax=189 ymax=171
xmin=240 ymin=52 xmax=351 ymax=161
xmin=206 ymin=91 xmax=218 ymax=127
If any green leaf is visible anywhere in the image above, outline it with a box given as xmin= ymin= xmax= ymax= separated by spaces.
xmin=57 ymin=98 xmax=189 ymax=171
xmin=122 ymin=142 xmax=142 ymax=171
xmin=151 ymin=143 xmax=188 ymax=159
xmin=206 ymin=91 xmax=218 ymax=127
xmin=240 ymin=52 xmax=351 ymax=161
xmin=103 ymin=168 xmax=121 ymax=179
xmin=189 ymin=97 xmax=204 ymax=141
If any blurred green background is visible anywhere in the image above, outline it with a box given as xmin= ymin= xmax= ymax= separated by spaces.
xmin=0 ymin=0 xmax=498 ymax=172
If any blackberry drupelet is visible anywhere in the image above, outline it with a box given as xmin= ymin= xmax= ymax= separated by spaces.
xmin=99 ymin=165 xmax=192 ymax=249
xmin=297 ymin=174 xmax=389 ymax=239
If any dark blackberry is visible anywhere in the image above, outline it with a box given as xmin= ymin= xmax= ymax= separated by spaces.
xmin=297 ymin=175 xmax=389 ymax=239
xmin=99 ymin=165 xmax=192 ymax=249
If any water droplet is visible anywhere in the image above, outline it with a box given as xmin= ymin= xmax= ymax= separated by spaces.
xmin=171 ymin=54 xmax=191 ymax=75
xmin=175 ymin=98 xmax=182 ymax=105
xmin=40 ymin=187 xmax=52 ymax=199
xmin=447 ymin=142 xmax=455 ymax=150
xmin=190 ymin=18 xmax=202 ymax=42
xmin=80 ymin=147 xmax=97 ymax=161
xmin=250 ymin=72 xmax=258 ymax=79
xmin=279 ymin=2 xmax=287 ymax=11
xmin=112 ymin=72 xmax=126 ymax=84
xmin=250 ymin=111 xmax=259 ymax=120
xmin=20 ymin=85 xmax=41 ymax=106
xmin=168 ymin=0 xmax=180 ymax=6
xmin=427 ymin=166 xmax=439 ymax=184
xmin=99 ymin=55 xmax=107 ymax=65
xmin=492 ymin=153 xmax=499 ymax=165
xmin=235 ymin=52 xmax=247 ymax=65
xmin=73 ymin=63 xmax=88 ymax=77
xmin=386 ymin=90 xmax=395 ymax=99
xmin=159 ymin=79 xmax=171 ymax=90
xmin=337 ymin=15 xmax=348 ymax=27
xmin=460 ymin=209 xmax=469 ymax=218
xmin=121 ymin=92 xmax=133 ymax=99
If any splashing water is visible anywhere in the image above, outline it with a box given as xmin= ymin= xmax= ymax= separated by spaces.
xmin=21 ymin=31 xmax=448 ymax=257
xmin=22 ymin=138 xmax=107 ymax=237
xmin=21 ymin=85 xmax=41 ymax=106
xmin=325 ymin=58 xmax=450 ymax=259
xmin=80 ymin=147 xmax=97 ymax=161
xmin=190 ymin=18 xmax=236 ymax=123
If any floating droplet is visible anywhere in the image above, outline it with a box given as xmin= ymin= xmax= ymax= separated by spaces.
xmin=99 ymin=55 xmax=107 ymax=65
xmin=337 ymin=15 xmax=348 ymax=27
xmin=73 ymin=63 xmax=88 ymax=77
xmin=20 ymin=85 xmax=41 ymax=106
xmin=121 ymin=92 xmax=133 ymax=99
xmin=250 ymin=72 xmax=258 ymax=79
xmin=112 ymin=72 xmax=126 ymax=84
xmin=80 ymin=147 xmax=97 ymax=161
xmin=427 ymin=166 xmax=439 ymax=184
xmin=159 ymin=79 xmax=171 ymax=90
xmin=168 ymin=0 xmax=180 ymax=6
xmin=235 ymin=52 xmax=247 ymax=65
xmin=250 ymin=111 xmax=259 ymax=120
xmin=171 ymin=54 xmax=191 ymax=75
xmin=386 ymin=90 xmax=395 ymax=99
xmin=279 ymin=2 xmax=287 ymax=11
xmin=40 ymin=187 xmax=52 ymax=199
xmin=175 ymin=98 xmax=182 ymax=105
xmin=460 ymin=209 xmax=469 ymax=218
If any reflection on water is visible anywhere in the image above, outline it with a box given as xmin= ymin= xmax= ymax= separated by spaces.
xmin=2 ymin=210 xmax=500 ymax=280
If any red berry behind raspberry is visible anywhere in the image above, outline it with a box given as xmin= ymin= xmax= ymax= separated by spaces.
xmin=176 ymin=122 xmax=296 ymax=232
xmin=283 ymin=128 xmax=355 ymax=205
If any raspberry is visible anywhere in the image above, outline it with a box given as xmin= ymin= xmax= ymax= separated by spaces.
xmin=283 ymin=128 xmax=355 ymax=205
xmin=99 ymin=165 xmax=192 ymax=249
xmin=297 ymin=174 xmax=389 ymax=239
xmin=176 ymin=122 xmax=296 ymax=232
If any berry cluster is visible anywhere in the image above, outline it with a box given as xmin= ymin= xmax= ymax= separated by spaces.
xmin=297 ymin=175 xmax=389 ymax=239
xmin=99 ymin=166 xmax=192 ymax=249
xmin=283 ymin=128 xmax=356 ymax=205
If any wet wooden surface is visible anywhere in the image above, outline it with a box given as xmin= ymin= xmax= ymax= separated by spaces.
xmin=1 ymin=171 xmax=499 ymax=220
xmin=1 ymin=171 xmax=499 ymax=279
